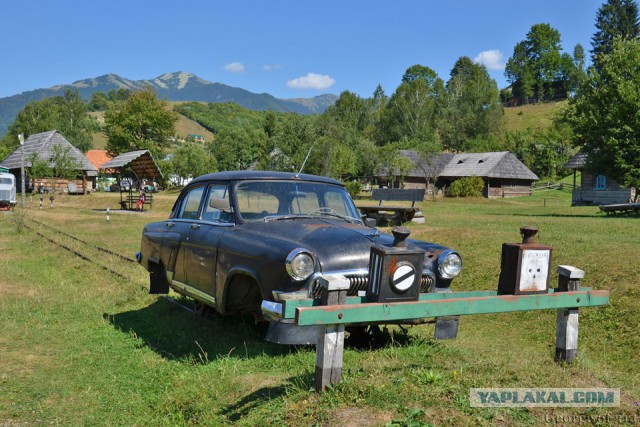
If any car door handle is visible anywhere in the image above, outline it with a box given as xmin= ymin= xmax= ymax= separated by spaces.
xmin=166 ymin=222 xmax=174 ymax=228
xmin=190 ymin=224 xmax=200 ymax=229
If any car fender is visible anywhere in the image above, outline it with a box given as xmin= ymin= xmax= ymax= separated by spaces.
xmin=218 ymin=266 xmax=260 ymax=314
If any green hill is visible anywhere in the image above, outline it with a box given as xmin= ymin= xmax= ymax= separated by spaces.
xmin=503 ymin=100 xmax=567 ymax=132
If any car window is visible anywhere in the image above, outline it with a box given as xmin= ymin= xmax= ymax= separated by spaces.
xmin=203 ymin=185 xmax=233 ymax=223
xmin=325 ymin=190 xmax=351 ymax=216
xmin=236 ymin=181 xmax=360 ymax=222
xmin=175 ymin=186 xmax=205 ymax=220
xmin=236 ymin=187 xmax=279 ymax=220
xmin=290 ymin=192 xmax=319 ymax=214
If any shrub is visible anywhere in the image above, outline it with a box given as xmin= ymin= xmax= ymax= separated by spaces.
xmin=447 ymin=176 xmax=485 ymax=197
xmin=345 ymin=180 xmax=362 ymax=199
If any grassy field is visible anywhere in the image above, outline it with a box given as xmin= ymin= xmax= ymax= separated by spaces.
xmin=503 ymin=101 xmax=567 ymax=133
xmin=1 ymin=189 xmax=638 ymax=426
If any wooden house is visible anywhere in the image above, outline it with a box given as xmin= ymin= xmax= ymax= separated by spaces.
xmin=564 ymin=150 xmax=633 ymax=206
xmin=0 ymin=130 xmax=98 ymax=194
xmin=375 ymin=151 xmax=538 ymax=198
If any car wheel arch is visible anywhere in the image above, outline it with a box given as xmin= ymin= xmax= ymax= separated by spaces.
xmin=221 ymin=268 xmax=263 ymax=315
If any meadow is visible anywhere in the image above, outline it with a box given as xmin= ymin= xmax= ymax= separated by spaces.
xmin=0 ymin=187 xmax=638 ymax=426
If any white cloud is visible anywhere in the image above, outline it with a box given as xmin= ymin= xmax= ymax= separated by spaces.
xmin=263 ymin=64 xmax=283 ymax=71
xmin=224 ymin=62 xmax=245 ymax=73
xmin=473 ymin=50 xmax=506 ymax=71
xmin=287 ymin=73 xmax=335 ymax=90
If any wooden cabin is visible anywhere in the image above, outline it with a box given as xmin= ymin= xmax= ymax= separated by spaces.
xmin=375 ymin=151 xmax=538 ymax=198
xmin=564 ymin=150 xmax=633 ymax=206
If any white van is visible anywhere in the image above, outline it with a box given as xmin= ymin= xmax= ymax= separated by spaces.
xmin=0 ymin=169 xmax=17 ymax=210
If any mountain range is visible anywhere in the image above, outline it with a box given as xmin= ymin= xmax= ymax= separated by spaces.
xmin=0 ymin=71 xmax=338 ymax=136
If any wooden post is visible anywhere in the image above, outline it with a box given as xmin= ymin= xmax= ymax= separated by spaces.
xmin=434 ymin=288 xmax=460 ymax=340
xmin=315 ymin=275 xmax=349 ymax=393
xmin=555 ymin=265 xmax=583 ymax=363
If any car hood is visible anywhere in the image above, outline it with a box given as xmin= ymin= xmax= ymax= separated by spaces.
xmin=235 ymin=218 xmax=448 ymax=272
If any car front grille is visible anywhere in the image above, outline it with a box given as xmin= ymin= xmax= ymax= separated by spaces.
xmin=310 ymin=271 xmax=435 ymax=298
xmin=0 ymin=189 xmax=11 ymax=201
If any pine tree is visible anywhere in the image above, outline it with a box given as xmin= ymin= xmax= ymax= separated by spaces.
xmin=591 ymin=0 xmax=640 ymax=70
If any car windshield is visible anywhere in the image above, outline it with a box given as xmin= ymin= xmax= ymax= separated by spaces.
xmin=236 ymin=180 xmax=361 ymax=223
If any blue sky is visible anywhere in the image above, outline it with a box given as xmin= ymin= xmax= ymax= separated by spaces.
xmin=0 ymin=0 xmax=604 ymax=100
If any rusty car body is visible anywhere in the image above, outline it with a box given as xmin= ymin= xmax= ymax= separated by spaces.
xmin=136 ymin=171 xmax=462 ymax=343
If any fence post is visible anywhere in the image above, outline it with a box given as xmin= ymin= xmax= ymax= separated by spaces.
xmin=555 ymin=265 xmax=583 ymax=363
xmin=315 ymin=275 xmax=349 ymax=393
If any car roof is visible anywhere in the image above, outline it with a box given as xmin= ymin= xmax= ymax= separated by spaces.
xmin=190 ymin=171 xmax=345 ymax=186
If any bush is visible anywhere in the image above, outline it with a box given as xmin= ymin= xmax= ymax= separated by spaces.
xmin=447 ymin=176 xmax=485 ymax=197
xmin=345 ymin=180 xmax=362 ymax=199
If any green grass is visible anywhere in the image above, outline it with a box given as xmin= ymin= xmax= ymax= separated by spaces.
xmin=1 ymin=190 xmax=638 ymax=426
xmin=503 ymin=101 xmax=567 ymax=133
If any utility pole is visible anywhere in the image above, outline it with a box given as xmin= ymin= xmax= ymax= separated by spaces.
xmin=18 ymin=133 xmax=25 ymax=208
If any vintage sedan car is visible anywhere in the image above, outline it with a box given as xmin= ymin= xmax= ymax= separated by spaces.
xmin=136 ymin=171 xmax=462 ymax=343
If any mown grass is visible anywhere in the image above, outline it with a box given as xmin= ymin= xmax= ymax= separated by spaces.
xmin=503 ymin=101 xmax=567 ymax=133
xmin=1 ymin=188 xmax=638 ymax=426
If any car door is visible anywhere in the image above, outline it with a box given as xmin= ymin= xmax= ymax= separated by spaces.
xmin=164 ymin=185 xmax=206 ymax=285
xmin=184 ymin=184 xmax=233 ymax=297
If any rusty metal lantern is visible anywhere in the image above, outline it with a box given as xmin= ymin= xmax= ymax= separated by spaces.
xmin=366 ymin=226 xmax=425 ymax=303
xmin=498 ymin=226 xmax=553 ymax=295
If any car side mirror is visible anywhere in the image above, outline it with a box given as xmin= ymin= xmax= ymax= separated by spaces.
xmin=209 ymin=197 xmax=233 ymax=214
xmin=364 ymin=217 xmax=377 ymax=228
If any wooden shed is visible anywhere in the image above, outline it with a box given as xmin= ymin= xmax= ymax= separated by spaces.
xmin=0 ymin=130 xmax=97 ymax=194
xmin=100 ymin=150 xmax=163 ymax=188
xmin=564 ymin=150 xmax=633 ymax=206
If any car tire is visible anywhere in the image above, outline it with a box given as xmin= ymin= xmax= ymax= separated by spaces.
xmin=225 ymin=275 xmax=262 ymax=316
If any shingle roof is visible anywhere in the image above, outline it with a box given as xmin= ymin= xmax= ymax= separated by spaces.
xmin=0 ymin=130 xmax=98 ymax=176
xmin=381 ymin=150 xmax=539 ymax=181
xmin=101 ymin=150 xmax=163 ymax=179
xmin=399 ymin=150 xmax=455 ymax=177
xmin=564 ymin=149 xmax=587 ymax=169
xmin=440 ymin=152 xmax=539 ymax=180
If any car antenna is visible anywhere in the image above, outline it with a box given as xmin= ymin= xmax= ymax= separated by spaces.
xmin=296 ymin=140 xmax=317 ymax=177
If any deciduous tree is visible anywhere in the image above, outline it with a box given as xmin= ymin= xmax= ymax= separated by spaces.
xmin=104 ymin=87 xmax=178 ymax=157
xmin=566 ymin=38 xmax=640 ymax=200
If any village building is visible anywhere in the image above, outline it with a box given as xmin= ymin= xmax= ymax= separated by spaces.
xmin=376 ymin=150 xmax=539 ymax=198
xmin=564 ymin=150 xmax=634 ymax=206
xmin=0 ymin=130 xmax=98 ymax=194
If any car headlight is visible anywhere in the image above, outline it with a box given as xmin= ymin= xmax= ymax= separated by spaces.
xmin=286 ymin=248 xmax=316 ymax=281
xmin=438 ymin=251 xmax=462 ymax=279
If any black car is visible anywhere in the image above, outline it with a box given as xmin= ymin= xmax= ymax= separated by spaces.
xmin=137 ymin=171 xmax=462 ymax=343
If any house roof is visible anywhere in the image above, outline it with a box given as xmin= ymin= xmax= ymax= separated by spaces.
xmin=381 ymin=150 xmax=539 ymax=181
xmin=101 ymin=150 xmax=163 ymax=180
xmin=0 ymin=130 xmax=98 ymax=176
xmin=564 ymin=149 xmax=587 ymax=169
xmin=440 ymin=151 xmax=539 ymax=180
xmin=85 ymin=150 xmax=112 ymax=169
xmin=399 ymin=150 xmax=455 ymax=178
